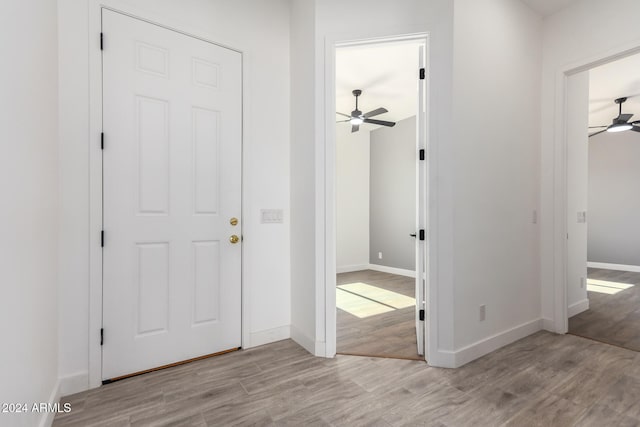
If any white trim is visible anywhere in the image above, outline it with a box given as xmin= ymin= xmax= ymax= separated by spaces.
xmin=452 ymin=319 xmax=542 ymax=368
xmin=336 ymin=264 xmax=370 ymax=274
xmin=336 ymin=263 xmax=417 ymax=277
xmin=322 ymin=32 xmax=432 ymax=363
xmin=368 ymin=264 xmax=416 ymax=278
xmin=587 ymin=262 xmax=640 ymax=273
xmin=58 ymin=371 xmax=89 ymax=397
xmin=568 ymin=299 xmax=589 ymax=317
xmin=88 ymin=1 xmax=249 ymax=387
xmin=553 ymin=40 xmax=640 ymax=334
xmin=247 ymin=326 xmax=290 ymax=348
xmin=542 ymin=317 xmax=555 ymax=331
xmin=290 ymin=324 xmax=317 ymax=355
xmin=38 ymin=380 xmax=60 ymax=427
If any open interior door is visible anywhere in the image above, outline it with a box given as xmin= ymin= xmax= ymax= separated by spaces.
xmin=415 ymin=43 xmax=427 ymax=357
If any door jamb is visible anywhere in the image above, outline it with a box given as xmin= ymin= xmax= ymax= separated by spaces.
xmin=552 ymin=42 xmax=640 ymax=334
xmin=88 ymin=1 xmax=247 ymax=388
xmin=322 ymin=33 xmax=431 ymax=361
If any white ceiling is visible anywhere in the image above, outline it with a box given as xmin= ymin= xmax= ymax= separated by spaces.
xmin=520 ymin=0 xmax=581 ymax=17
xmin=335 ymin=41 xmax=420 ymax=132
xmin=589 ymin=53 xmax=640 ymax=129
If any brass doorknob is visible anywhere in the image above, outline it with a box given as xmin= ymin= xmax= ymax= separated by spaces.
xmin=229 ymin=235 xmax=240 ymax=244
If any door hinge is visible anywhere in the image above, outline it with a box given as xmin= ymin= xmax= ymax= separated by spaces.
xmin=419 ymin=149 xmax=425 ymax=160
xmin=419 ymin=309 xmax=425 ymax=321
xmin=101 ymin=132 xmax=104 ymax=150
xmin=100 ymin=328 xmax=104 ymax=346
xmin=101 ymin=230 xmax=104 ymax=247
xmin=419 ymin=68 xmax=425 ymax=80
xmin=100 ymin=33 xmax=104 ymax=50
xmin=419 ymin=229 xmax=425 ymax=241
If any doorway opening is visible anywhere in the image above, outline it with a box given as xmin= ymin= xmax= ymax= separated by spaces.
xmin=334 ymin=38 xmax=426 ymax=361
xmin=566 ymin=52 xmax=640 ymax=352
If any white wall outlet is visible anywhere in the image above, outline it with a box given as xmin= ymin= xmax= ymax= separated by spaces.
xmin=479 ymin=304 xmax=486 ymax=321
xmin=378 ymin=252 xmax=383 ymax=260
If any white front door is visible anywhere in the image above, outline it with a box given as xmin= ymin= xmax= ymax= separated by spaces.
xmin=101 ymin=9 xmax=242 ymax=380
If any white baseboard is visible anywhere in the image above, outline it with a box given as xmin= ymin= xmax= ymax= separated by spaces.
xmin=290 ymin=324 xmax=316 ymax=355
xmin=368 ymin=264 xmax=416 ymax=278
xmin=59 ymin=371 xmax=89 ymax=397
xmin=336 ymin=264 xmax=369 ymax=274
xmin=314 ymin=340 xmax=327 ymax=358
xmin=541 ymin=317 xmax=555 ymax=332
xmin=452 ymin=318 xmax=542 ymax=368
xmin=248 ymin=325 xmax=290 ymax=348
xmin=39 ymin=379 xmax=60 ymax=427
xmin=426 ymin=349 xmax=456 ymax=369
xmin=587 ymin=262 xmax=640 ymax=273
xmin=568 ymin=299 xmax=589 ymax=317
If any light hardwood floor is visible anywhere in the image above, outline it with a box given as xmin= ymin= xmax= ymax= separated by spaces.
xmin=54 ymin=331 xmax=640 ymax=426
xmin=337 ymin=270 xmax=420 ymax=360
xmin=569 ymin=267 xmax=640 ymax=352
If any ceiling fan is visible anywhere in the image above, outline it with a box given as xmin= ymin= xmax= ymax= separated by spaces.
xmin=337 ymin=89 xmax=396 ymax=133
xmin=589 ymin=97 xmax=640 ymax=137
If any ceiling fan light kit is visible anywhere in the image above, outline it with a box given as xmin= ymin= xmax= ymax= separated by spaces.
xmin=337 ymin=89 xmax=397 ymax=133
xmin=589 ymin=96 xmax=640 ymax=137
xmin=608 ymin=123 xmax=633 ymax=133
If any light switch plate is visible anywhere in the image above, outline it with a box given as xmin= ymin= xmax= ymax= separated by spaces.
xmin=261 ymin=209 xmax=283 ymax=224
xmin=577 ymin=211 xmax=587 ymax=223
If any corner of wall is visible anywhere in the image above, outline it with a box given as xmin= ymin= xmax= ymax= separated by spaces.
xmin=39 ymin=380 xmax=61 ymax=427
xmin=290 ymin=324 xmax=317 ymax=355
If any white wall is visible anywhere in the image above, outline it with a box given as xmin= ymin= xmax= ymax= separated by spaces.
xmin=0 ymin=1 xmax=60 ymax=425
xmin=370 ymin=116 xmax=416 ymax=271
xmin=298 ymin=0 xmax=456 ymax=362
xmin=588 ymin=131 xmax=640 ymax=267
xmin=336 ymin=127 xmax=370 ymax=272
xmin=566 ymin=71 xmax=589 ymax=314
xmin=540 ymin=0 xmax=640 ymax=330
xmin=289 ymin=0 xmax=319 ymax=354
xmin=58 ymin=0 xmax=291 ymax=393
xmin=452 ymin=0 xmax=542 ymax=352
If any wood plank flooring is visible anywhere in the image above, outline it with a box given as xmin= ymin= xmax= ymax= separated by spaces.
xmin=336 ymin=270 xmax=420 ymax=360
xmin=569 ymin=268 xmax=640 ymax=352
xmin=54 ymin=331 xmax=640 ymax=426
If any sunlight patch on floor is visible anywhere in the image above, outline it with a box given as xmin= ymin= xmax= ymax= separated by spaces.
xmin=587 ymin=279 xmax=635 ymax=295
xmin=336 ymin=282 xmax=415 ymax=318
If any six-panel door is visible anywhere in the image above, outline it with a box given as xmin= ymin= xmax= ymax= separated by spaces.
xmin=102 ymin=9 xmax=242 ymax=380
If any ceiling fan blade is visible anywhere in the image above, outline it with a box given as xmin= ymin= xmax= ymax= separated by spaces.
xmin=588 ymin=125 xmax=608 ymax=129
xmin=351 ymin=124 xmax=360 ymax=133
xmin=589 ymin=129 xmax=607 ymax=138
xmin=337 ymin=111 xmax=351 ymax=118
xmin=336 ymin=119 xmax=351 ymax=123
xmin=363 ymin=107 xmax=388 ymax=118
xmin=631 ymin=126 xmax=640 ymax=133
xmin=364 ymin=118 xmax=396 ymax=127
xmin=618 ymin=113 xmax=634 ymax=122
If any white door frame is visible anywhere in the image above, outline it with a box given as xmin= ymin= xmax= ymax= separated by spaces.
xmin=552 ymin=42 xmax=640 ymax=334
xmin=88 ymin=1 xmax=247 ymax=388
xmin=322 ymin=33 xmax=432 ymax=361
